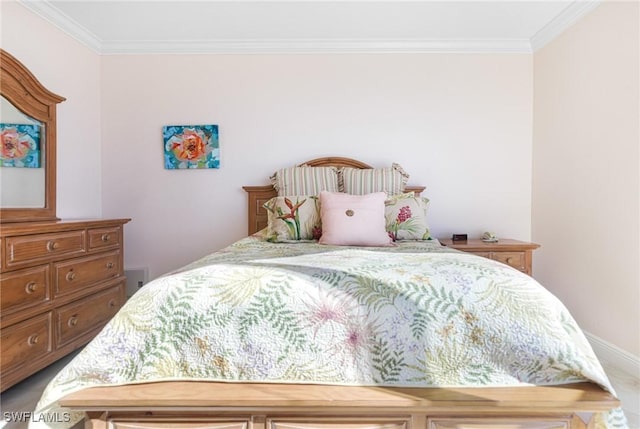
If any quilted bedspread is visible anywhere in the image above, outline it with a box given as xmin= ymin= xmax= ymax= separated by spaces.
xmin=33 ymin=236 xmax=627 ymax=428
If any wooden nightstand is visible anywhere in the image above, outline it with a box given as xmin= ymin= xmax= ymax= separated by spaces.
xmin=439 ymin=238 xmax=540 ymax=276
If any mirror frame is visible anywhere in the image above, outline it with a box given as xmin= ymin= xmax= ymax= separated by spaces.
xmin=0 ymin=49 xmax=65 ymax=223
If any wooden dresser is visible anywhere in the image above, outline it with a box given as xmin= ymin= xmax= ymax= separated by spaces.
xmin=0 ymin=218 xmax=130 ymax=391
xmin=440 ymin=238 xmax=540 ymax=276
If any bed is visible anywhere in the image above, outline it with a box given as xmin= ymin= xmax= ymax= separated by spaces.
xmin=32 ymin=157 xmax=626 ymax=429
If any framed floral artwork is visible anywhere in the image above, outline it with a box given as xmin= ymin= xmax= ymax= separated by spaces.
xmin=0 ymin=123 xmax=41 ymax=168
xmin=163 ymin=124 xmax=220 ymax=169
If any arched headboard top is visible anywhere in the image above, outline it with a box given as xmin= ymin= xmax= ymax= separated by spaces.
xmin=242 ymin=157 xmax=425 ymax=235
xmin=302 ymin=156 xmax=373 ymax=169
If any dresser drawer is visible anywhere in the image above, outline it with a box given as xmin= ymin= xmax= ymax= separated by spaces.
xmin=89 ymin=226 xmax=121 ymax=251
xmin=5 ymin=230 xmax=86 ymax=267
xmin=54 ymin=251 xmax=121 ymax=297
xmin=1 ymin=265 xmax=50 ymax=314
xmin=1 ymin=312 xmax=52 ymax=375
xmin=56 ymin=283 xmax=124 ymax=347
xmin=491 ymin=251 xmax=526 ymax=272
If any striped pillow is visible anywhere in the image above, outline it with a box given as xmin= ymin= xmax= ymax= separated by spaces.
xmin=340 ymin=163 xmax=409 ymax=196
xmin=271 ymin=166 xmax=340 ymax=196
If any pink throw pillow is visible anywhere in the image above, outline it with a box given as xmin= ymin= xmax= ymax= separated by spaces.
xmin=319 ymin=191 xmax=393 ymax=246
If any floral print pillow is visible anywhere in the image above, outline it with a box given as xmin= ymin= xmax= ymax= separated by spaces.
xmin=385 ymin=193 xmax=432 ymax=241
xmin=263 ymin=196 xmax=322 ymax=242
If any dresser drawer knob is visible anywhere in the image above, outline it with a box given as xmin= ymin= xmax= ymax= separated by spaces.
xmin=66 ymin=271 xmax=77 ymax=282
xmin=46 ymin=241 xmax=60 ymax=251
xmin=68 ymin=316 xmax=78 ymax=327
xmin=506 ymin=257 xmax=514 ymax=264
xmin=108 ymin=298 xmax=117 ymax=308
xmin=101 ymin=233 xmax=111 ymax=242
xmin=25 ymin=281 xmax=38 ymax=294
xmin=27 ymin=334 xmax=39 ymax=346
xmin=106 ymin=262 xmax=114 ymax=269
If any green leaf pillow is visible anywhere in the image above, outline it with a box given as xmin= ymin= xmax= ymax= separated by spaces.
xmin=263 ymin=196 xmax=322 ymax=242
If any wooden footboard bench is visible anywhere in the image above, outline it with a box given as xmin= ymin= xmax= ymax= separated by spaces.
xmin=59 ymin=381 xmax=619 ymax=429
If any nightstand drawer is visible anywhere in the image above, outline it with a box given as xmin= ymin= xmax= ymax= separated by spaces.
xmin=440 ymin=238 xmax=539 ymax=276
xmin=471 ymin=252 xmax=491 ymax=258
xmin=491 ymin=251 xmax=526 ymax=272
xmin=54 ymin=251 xmax=121 ymax=297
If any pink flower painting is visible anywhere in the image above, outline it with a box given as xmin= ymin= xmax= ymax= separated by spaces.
xmin=163 ymin=125 xmax=219 ymax=169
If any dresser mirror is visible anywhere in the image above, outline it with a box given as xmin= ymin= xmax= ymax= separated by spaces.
xmin=0 ymin=49 xmax=65 ymax=223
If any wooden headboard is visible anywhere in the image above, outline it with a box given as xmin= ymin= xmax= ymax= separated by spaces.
xmin=242 ymin=157 xmax=425 ymax=235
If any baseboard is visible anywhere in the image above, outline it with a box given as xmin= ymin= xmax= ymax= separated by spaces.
xmin=585 ymin=331 xmax=640 ymax=378
xmin=584 ymin=331 xmax=640 ymax=427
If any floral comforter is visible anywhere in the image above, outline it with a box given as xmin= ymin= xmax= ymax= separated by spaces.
xmin=33 ymin=236 xmax=627 ymax=428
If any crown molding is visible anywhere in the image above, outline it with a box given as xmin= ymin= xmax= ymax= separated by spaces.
xmin=17 ymin=0 xmax=102 ymax=53
xmin=18 ymin=0 xmax=598 ymax=55
xmin=99 ymin=38 xmax=532 ymax=55
xmin=15 ymin=0 xmax=531 ymax=54
xmin=530 ymin=0 xmax=601 ymax=51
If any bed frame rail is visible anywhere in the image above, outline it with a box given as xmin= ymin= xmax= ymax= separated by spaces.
xmin=59 ymin=381 xmax=619 ymax=429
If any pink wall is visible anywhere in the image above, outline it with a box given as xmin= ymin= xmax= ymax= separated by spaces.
xmin=533 ymin=1 xmax=639 ymax=355
xmin=99 ymin=54 xmax=533 ymax=279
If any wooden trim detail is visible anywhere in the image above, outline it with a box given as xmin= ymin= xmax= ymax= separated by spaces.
xmin=0 ymin=49 xmax=66 ymax=223
xmin=59 ymin=381 xmax=618 ymax=428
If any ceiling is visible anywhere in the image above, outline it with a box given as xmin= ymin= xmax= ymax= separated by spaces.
xmin=17 ymin=0 xmax=601 ymax=54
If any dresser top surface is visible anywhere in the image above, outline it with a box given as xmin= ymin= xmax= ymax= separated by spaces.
xmin=0 ymin=219 xmax=130 ymax=237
